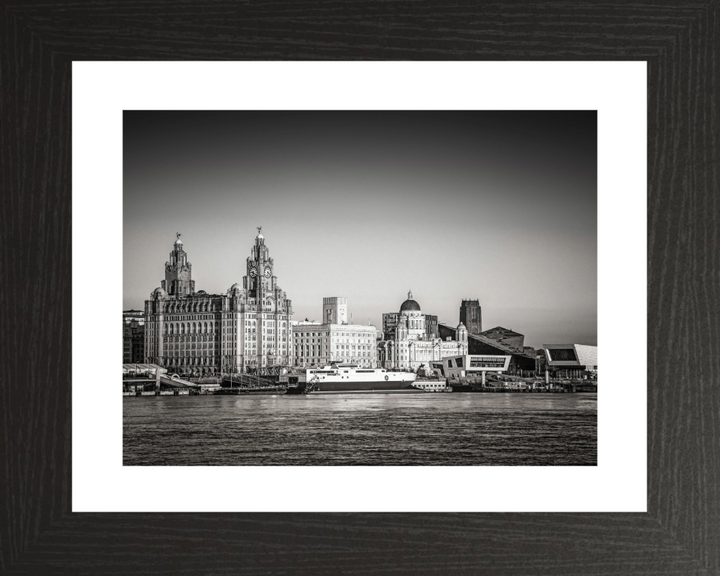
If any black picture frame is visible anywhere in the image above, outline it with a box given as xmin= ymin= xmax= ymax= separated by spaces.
xmin=3 ymin=3 xmax=718 ymax=574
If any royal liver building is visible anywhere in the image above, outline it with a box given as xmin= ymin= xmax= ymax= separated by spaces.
xmin=144 ymin=229 xmax=293 ymax=376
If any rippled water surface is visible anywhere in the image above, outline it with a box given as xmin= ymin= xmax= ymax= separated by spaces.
xmin=124 ymin=393 xmax=596 ymax=466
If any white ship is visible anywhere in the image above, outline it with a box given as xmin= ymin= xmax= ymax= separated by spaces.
xmin=305 ymin=363 xmax=418 ymax=393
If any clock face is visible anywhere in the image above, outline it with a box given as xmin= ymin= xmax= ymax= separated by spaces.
xmin=249 ymin=267 xmax=258 ymax=277
xmin=264 ymin=267 xmax=272 ymax=277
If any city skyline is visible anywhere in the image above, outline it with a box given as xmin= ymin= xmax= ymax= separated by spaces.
xmin=124 ymin=111 xmax=597 ymax=348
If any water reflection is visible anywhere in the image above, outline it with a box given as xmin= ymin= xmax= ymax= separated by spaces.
xmin=124 ymin=393 xmax=596 ymax=466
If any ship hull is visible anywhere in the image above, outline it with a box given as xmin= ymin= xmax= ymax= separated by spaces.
xmin=285 ymin=383 xmax=307 ymax=395
xmin=311 ymin=380 xmax=418 ymax=393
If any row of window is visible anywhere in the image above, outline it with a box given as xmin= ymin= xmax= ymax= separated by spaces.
xmin=161 ymin=340 xmax=287 ymax=349
xmin=164 ymin=343 xmax=287 ymax=356
xmin=168 ymin=342 xmax=217 ymax=349
xmin=223 ymin=314 xmax=287 ymax=322
xmin=166 ymin=350 xmax=217 ymax=357
xmin=164 ymin=334 xmax=217 ymax=342
xmin=296 ymin=345 xmax=374 ymax=351
xmin=296 ymin=338 xmax=372 ymax=343
xmin=295 ymin=331 xmax=375 ymax=338
xmin=165 ymin=322 xmax=215 ymax=335
xmin=164 ymin=303 xmax=217 ymax=314
xmin=165 ymin=357 xmax=216 ymax=366
xmin=297 ymin=353 xmax=375 ymax=358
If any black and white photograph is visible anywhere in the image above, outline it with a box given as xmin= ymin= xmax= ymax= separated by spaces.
xmin=123 ymin=110 xmax=597 ymax=466
xmin=7 ymin=6 xmax=716 ymax=567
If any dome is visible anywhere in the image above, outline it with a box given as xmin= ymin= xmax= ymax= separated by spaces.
xmin=399 ymin=290 xmax=421 ymax=312
xmin=400 ymin=299 xmax=421 ymax=312
xmin=230 ymin=283 xmax=240 ymax=291
xmin=152 ymin=287 xmax=166 ymax=299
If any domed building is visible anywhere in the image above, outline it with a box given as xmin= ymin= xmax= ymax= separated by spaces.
xmin=400 ymin=292 xmax=421 ymax=312
xmin=382 ymin=290 xmax=438 ymax=342
xmin=398 ymin=291 xmax=425 ymax=340
xmin=377 ymin=291 xmax=468 ymax=371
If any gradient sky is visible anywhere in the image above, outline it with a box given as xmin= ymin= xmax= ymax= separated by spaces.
xmin=124 ymin=111 xmax=597 ymax=348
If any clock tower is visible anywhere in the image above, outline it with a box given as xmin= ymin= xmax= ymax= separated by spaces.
xmin=246 ymin=226 xmax=274 ymax=295
xmin=232 ymin=227 xmax=293 ymax=373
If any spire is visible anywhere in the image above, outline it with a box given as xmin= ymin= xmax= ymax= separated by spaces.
xmin=408 ymin=289 xmax=413 ymax=300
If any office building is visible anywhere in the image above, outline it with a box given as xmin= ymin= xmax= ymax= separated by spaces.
xmin=123 ymin=310 xmax=145 ymax=364
xmin=143 ymin=229 xmax=293 ymax=376
xmin=378 ymin=291 xmax=468 ymax=371
xmin=292 ymin=298 xmax=378 ymax=367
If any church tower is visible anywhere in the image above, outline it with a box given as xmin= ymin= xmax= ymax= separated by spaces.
xmin=162 ymin=233 xmax=195 ymax=297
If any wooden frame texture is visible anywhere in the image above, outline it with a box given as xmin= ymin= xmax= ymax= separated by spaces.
xmin=2 ymin=2 xmax=718 ymax=574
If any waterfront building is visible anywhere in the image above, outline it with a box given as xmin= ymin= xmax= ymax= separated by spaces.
xmin=323 ymin=297 xmax=347 ymax=324
xmin=143 ymin=229 xmax=293 ymax=376
xmin=459 ymin=299 xmax=482 ymax=334
xmin=382 ymin=298 xmax=438 ymax=341
xmin=480 ymin=326 xmax=525 ymax=352
xmin=123 ymin=310 xmax=145 ymax=363
xmin=291 ymin=320 xmax=322 ymax=327
xmin=124 ymin=309 xmax=145 ymax=323
xmin=424 ymin=314 xmax=438 ymax=340
xmin=542 ymin=344 xmax=598 ymax=379
xmin=439 ymin=322 xmax=537 ymax=372
xmin=377 ymin=291 xmax=468 ymax=371
xmin=433 ymin=354 xmax=511 ymax=380
xmin=381 ymin=313 xmax=400 ymax=340
xmin=292 ymin=297 xmax=378 ymax=367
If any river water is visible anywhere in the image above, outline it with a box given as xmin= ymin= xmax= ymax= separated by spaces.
xmin=123 ymin=392 xmax=596 ymax=466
